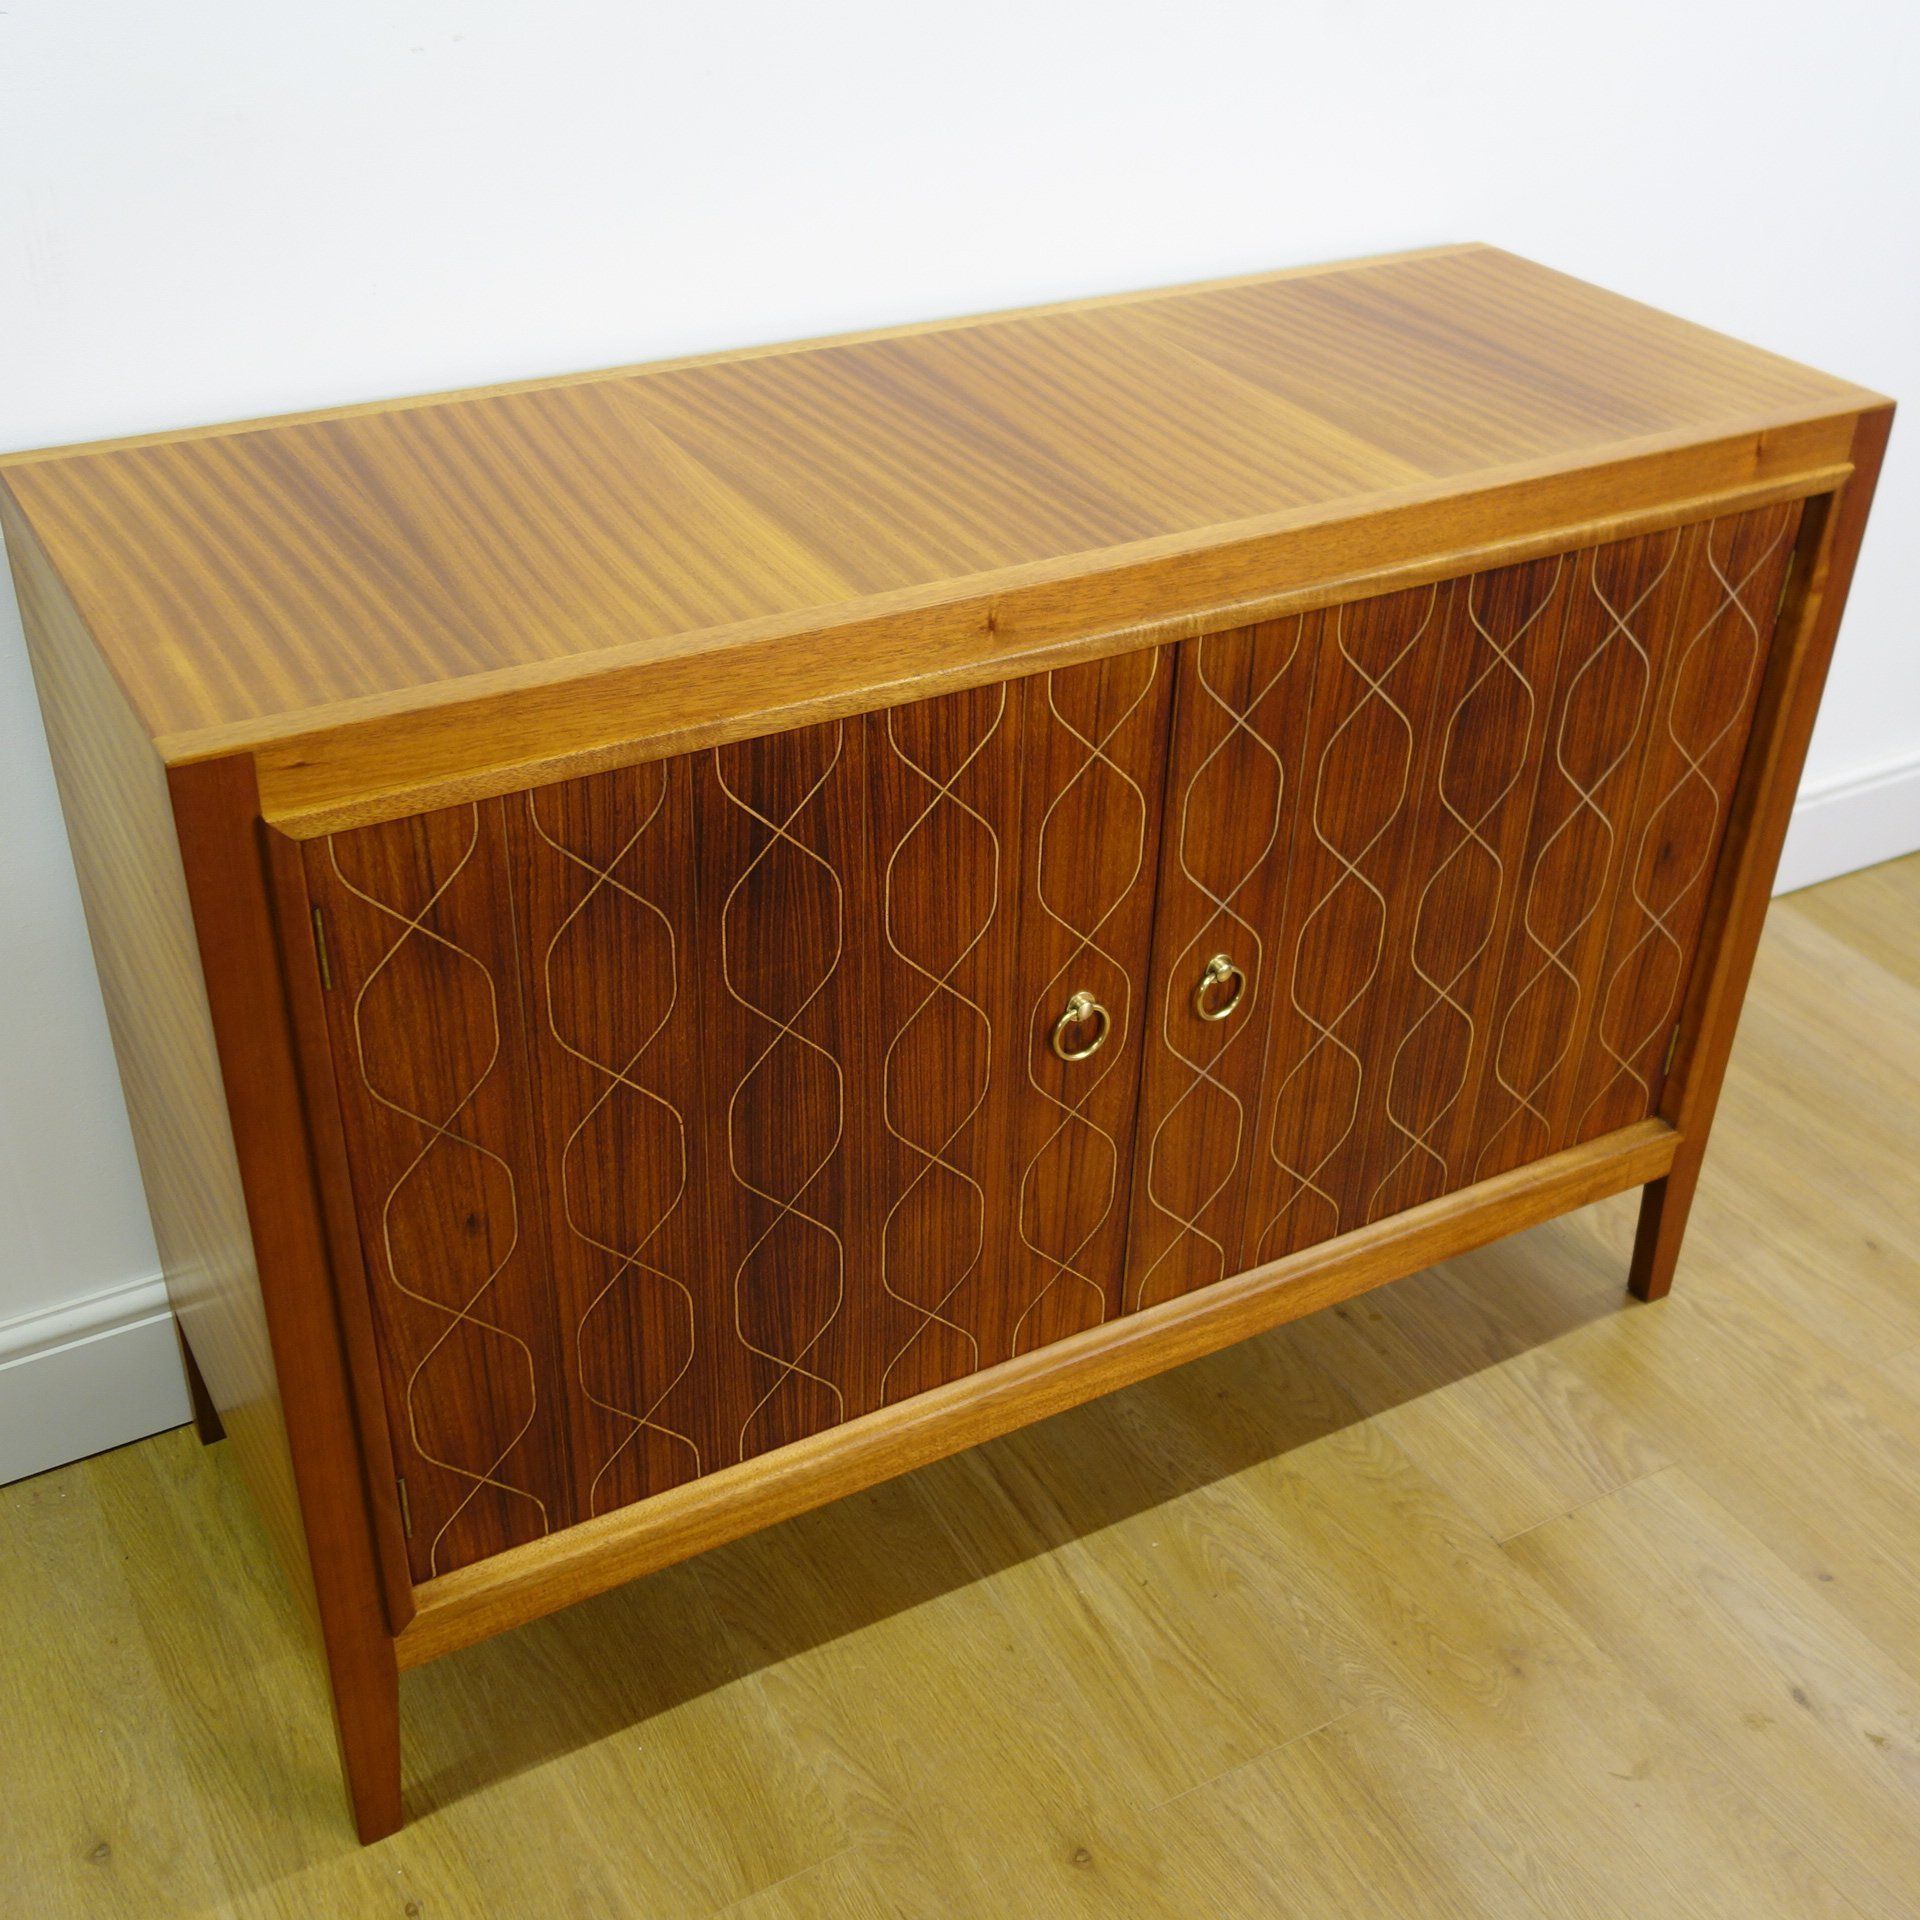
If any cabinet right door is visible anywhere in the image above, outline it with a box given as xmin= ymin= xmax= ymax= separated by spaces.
xmin=1125 ymin=500 xmax=1799 ymax=1306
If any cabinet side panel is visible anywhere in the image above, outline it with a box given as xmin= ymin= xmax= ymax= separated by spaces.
xmin=1125 ymin=617 xmax=1319 ymax=1309
xmin=306 ymin=801 xmax=576 ymax=1579
xmin=1 ymin=494 xmax=313 ymax=1609
xmin=1566 ymin=500 xmax=1801 ymax=1140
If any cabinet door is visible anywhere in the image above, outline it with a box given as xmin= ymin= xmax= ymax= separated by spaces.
xmin=310 ymin=655 xmax=1170 ymax=1571
xmin=1126 ymin=503 xmax=1797 ymax=1307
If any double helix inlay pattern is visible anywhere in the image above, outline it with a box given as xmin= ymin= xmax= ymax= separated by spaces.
xmin=1134 ymin=626 xmax=1302 ymax=1309
xmin=527 ymin=778 xmax=700 ymax=1515
xmin=1366 ymin=560 xmax=1562 ymax=1219
xmin=1013 ymin=658 xmax=1158 ymax=1354
xmin=877 ymin=690 xmax=1006 ymax=1402
xmin=327 ymin=810 xmax=549 ymax=1576
xmin=1473 ymin=536 xmax=1676 ymax=1179
xmin=1257 ymin=588 xmax=1435 ymax=1261
xmin=716 ymin=730 xmax=849 ymax=1459
xmin=1574 ymin=509 xmax=1794 ymax=1136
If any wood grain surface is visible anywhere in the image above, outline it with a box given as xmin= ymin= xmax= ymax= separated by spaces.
xmin=3 ymin=495 xmax=409 ymax=1840
xmin=303 ymin=804 xmax=577 ymax=1582
xmin=0 ymin=247 xmax=1879 ymax=833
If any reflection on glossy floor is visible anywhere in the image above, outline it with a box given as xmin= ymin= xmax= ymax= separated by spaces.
xmin=5 ymin=851 xmax=1920 ymax=1919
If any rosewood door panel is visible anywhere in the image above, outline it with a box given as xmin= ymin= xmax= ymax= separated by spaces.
xmin=1136 ymin=504 xmax=1798 ymax=1302
xmin=1335 ymin=551 xmax=1573 ymax=1226
xmin=305 ymin=805 xmax=572 ymax=1581
xmin=1233 ymin=577 xmax=1512 ymax=1266
xmin=855 ymin=684 xmax=1022 ymax=1403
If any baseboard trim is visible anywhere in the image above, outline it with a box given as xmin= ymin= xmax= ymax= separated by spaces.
xmin=1777 ymin=750 xmax=1920 ymax=893
xmin=0 ymin=1275 xmax=190 ymax=1485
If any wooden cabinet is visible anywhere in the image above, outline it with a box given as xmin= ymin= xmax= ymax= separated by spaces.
xmin=3 ymin=245 xmax=1889 ymax=1838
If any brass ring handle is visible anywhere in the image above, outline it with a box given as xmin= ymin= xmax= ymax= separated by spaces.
xmin=1051 ymin=990 xmax=1111 ymax=1062
xmin=1193 ymin=953 xmax=1247 ymax=1022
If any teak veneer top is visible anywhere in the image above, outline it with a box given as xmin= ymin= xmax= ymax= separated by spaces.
xmin=0 ymin=244 xmax=1884 ymax=831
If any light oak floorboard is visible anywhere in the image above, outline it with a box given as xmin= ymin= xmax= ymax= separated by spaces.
xmin=2 ymin=851 xmax=1916 ymax=1917
xmin=1788 ymin=852 xmax=1920 ymax=994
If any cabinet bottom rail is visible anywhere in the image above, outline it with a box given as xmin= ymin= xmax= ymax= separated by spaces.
xmin=394 ymin=1117 xmax=1679 ymax=1668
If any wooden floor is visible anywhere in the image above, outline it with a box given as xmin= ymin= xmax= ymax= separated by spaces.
xmin=5 ymin=853 xmax=1919 ymax=1920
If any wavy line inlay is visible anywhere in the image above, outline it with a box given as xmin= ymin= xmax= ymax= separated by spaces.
xmin=528 ymin=776 xmax=700 ymax=1515
xmin=1135 ymin=626 xmax=1300 ymax=1309
xmin=1474 ymin=536 xmax=1677 ymax=1178
xmin=1013 ymin=660 xmax=1156 ymax=1354
xmin=717 ymin=732 xmax=849 ymax=1457
xmin=1574 ymin=516 xmax=1786 ymax=1131
xmin=1367 ymin=560 xmax=1561 ymax=1218
xmin=1257 ymin=588 xmax=1435 ymax=1261
xmin=877 ymin=690 xmax=1006 ymax=1402
xmin=330 ymin=810 xmax=549 ymax=1575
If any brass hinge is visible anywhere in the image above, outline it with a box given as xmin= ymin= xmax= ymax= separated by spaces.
xmin=396 ymin=1475 xmax=413 ymax=1538
xmin=1663 ymin=1026 xmax=1682 ymax=1077
xmin=311 ymin=907 xmax=333 ymax=990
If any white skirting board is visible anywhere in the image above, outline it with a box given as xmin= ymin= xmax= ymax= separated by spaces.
xmin=0 ymin=1276 xmax=189 ymax=1485
xmin=1774 ymin=750 xmax=1920 ymax=895
xmin=0 ymin=760 xmax=1914 ymax=1489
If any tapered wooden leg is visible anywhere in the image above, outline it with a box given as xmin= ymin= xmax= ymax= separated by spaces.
xmin=174 ymin=1321 xmax=226 ymax=1445
xmin=1629 ymin=1141 xmax=1703 ymax=1302
xmin=330 ymin=1635 xmax=403 ymax=1843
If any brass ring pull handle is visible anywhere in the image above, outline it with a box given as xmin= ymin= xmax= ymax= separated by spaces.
xmin=1192 ymin=953 xmax=1247 ymax=1022
xmin=1051 ymin=990 xmax=1111 ymax=1062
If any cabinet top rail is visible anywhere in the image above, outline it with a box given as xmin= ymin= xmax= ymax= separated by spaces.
xmin=0 ymin=244 xmax=1884 ymax=796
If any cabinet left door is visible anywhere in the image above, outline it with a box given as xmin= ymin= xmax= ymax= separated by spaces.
xmin=306 ymin=654 xmax=1174 ymax=1577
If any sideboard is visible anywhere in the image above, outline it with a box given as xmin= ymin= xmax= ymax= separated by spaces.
xmin=1 ymin=245 xmax=1890 ymax=1840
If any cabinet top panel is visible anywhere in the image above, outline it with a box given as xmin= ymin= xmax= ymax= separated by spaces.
xmin=0 ymin=245 xmax=1884 ymax=808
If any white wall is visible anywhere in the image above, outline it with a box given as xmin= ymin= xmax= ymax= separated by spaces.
xmin=1 ymin=1 xmax=1914 ymax=1475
